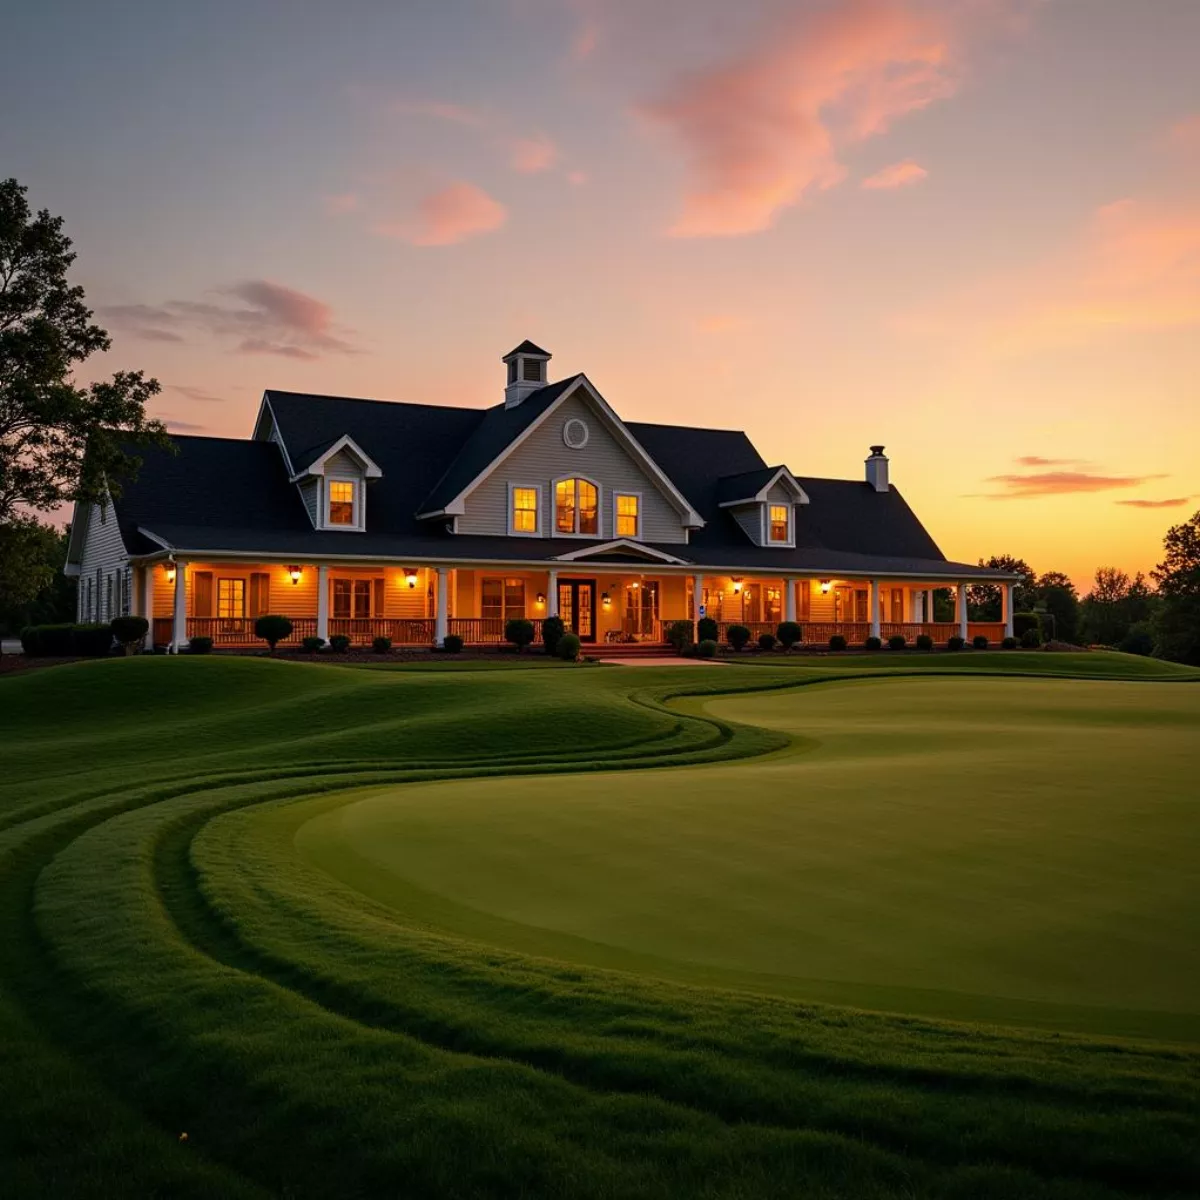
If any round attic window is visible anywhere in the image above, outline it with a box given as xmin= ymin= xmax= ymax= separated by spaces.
xmin=562 ymin=417 xmax=589 ymax=449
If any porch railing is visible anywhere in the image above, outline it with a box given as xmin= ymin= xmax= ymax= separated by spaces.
xmin=186 ymin=617 xmax=316 ymax=646
xmin=798 ymin=622 xmax=872 ymax=645
xmin=328 ymin=617 xmax=435 ymax=646
xmin=449 ymin=617 xmax=545 ymax=645
xmin=714 ymin=621 xmax=780 ymax=643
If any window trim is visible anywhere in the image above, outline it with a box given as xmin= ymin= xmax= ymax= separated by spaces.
xmin=507 ymin=482 xmax=542 ymax=538
xmin=324 ymin=474 xmax=365 ymax=531
xmin=613 ymin=491 xmax=642 ymax=540
xmin=763 ymin=500 xmax=795 ymax=547
xmin=480 ymin=575 xmax=527 ymax=622
xmin=552 ymin=474 xmax=603 ymax=539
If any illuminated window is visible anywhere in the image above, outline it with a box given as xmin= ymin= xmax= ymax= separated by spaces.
xmin=328 ymin=480 xmax=355 ymax=525
xmin=332 ymin=578 xmax=382 ymax=619
xmin=481 ymin=577 xmax=526 ymax=622
xmin=511 ymin=486 xmax=539 ymax=534
xmin=218 ymin=578 xmax=246 ymax=619
xmin=615 ymin=493 xmax=639 ymax=538
xmin=555 ymin=478 xmax=598 ymax=535
xmin=769 ymin=504 xmax=790 ymax=542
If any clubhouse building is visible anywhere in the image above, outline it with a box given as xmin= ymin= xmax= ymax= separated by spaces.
xmin=66 ymin=341 xmax=1021 ymax=651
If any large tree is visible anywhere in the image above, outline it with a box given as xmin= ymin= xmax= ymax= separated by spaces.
xmin=0 ymin=177 xmax=167 ymax=525
xmin=0 ymin=517 xmax=75 ymax=632
xmin=1151 ymin=509 xmax=1200 ymax=664
xmin=1079 ymin=567 xmax=1157 ymax=646
xmin=967 ymin=554 xmax=1035 ymax=619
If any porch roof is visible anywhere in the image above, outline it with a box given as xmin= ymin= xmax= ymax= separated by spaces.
xmin=130 ymin=522 xmax=1019 ymax=579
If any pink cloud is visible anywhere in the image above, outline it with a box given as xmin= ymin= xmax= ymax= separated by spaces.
xmin=567 ymin=170 xmax=588 ymax=187
xmin=323 ymin=193 xmax=359 ymax=215
xmin=982 ymin=470 xmax=1167 ymax=499
xmin=639 ymin=0 xmax=968 ymax=237
xmin=696 ymin=314 xmax=749 ymax=334
xmin=861 ymin=159 xmax=928 ymax=189
xmin=571 ymin=20 xmax=599 ymax=61
xmin=510 ymin=134 xmax=558 ymax=174
xmin=1116 ymin=496 xmax=1193 ymax=509
xmin=378 ymin=182 xmax=508 ymax=247
xmin=393 ymin=99 xmax=486 ymax=127
xmin=1014 ymin=455 xmax=1087 ymax=467
xmin=1163 ymin=114 xmax=1200 ymax=153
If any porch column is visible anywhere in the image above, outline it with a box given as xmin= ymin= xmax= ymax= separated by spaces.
xmin=547 ymin=568 xmax=559 ymax=617
xmin=692 ymin=573 xmax=705 ymax=639
xmin=913 ymin=588 xmax=924 ymax=623
xmin=171 ymin=559 xmax=188 ymax=653
xmin=316 ymin=564 xmax=329 ymax=642
xmin=869 ymin=579 xmax=881 ymax=639
xmin=957 ymin=582 xmax=969 ymax=641
xmin=141 ymin=565 xmax=155 ymax=625
xmin=784 ymin=578 xmax=796 ymax=623
xmin=1003 ymin=582 xmax=1015 ymax=638
xmin=435 ymin=567 xmax=449 ymax=646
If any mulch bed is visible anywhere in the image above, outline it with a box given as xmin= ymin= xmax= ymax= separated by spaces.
xmin=0 ymin=655 xmax=83 ymax=675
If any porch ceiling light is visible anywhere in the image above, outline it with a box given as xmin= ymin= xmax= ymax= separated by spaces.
xmin=404 ymin=568 xmax=418 ymax=589
xmin=164 ymin=561 xmax=176 ymax=584
xmin=288 ymin=565 xmax=302 ymax=585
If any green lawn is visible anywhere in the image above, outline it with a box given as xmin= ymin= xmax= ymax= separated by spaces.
xmin=1 ymin=653 xmax=1198 ymax=1198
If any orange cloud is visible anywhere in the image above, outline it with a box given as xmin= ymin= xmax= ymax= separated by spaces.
xmin=1014 ymin=455 xmax=1086 ymax=467
xmin=861 ymin=159 xmax=928 ymax=189
xmin=510 ymin=134 xmax=558 ymax=174
xmin=378 ymin=182 xmax=508 ymax=247
xmin=982 ymin=470 xmax=1167 ymax=499
xmin=1116 ymin=497 xmax=1193 ymax=509
xmin=639 ymin=0 xmax=966 ymax=237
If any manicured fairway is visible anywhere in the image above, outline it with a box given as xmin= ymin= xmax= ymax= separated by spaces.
xmin=291 ymin=676 xmax=1200 ymax=1039
xmin=1 ymin=653 xmax=1198 ymax=1198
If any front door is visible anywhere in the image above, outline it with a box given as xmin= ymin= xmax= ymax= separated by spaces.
xmin=558 ymin=578 xmax=596 ymax=643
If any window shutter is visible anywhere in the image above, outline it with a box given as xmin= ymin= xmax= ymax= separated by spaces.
xmin=194 ymin=572 xmax=214 ymax=617
xmin=373 ymin=578 xmax=385 ymax=617
xmin=250 ymin=573 xmax=270 ymax=617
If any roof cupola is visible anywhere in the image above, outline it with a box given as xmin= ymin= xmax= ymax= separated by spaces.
xmin=502 ymin=340 xmax=551 ymax=408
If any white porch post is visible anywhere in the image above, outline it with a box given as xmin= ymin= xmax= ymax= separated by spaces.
xmin=435 ymin=567 xmax=449 ymax=646
xmin=1003 ymin=582 xmax=1015 ymax=639
xmin=141 ymin=566 xmax=155 ymax=625
xmin=913 ymin=588 xmax=924 ymax=624
xmin=171 ymin=559 xmax=188 ymax=653
xmin=869 ymin=579 xmax=881 ymax=639
xmin=547 ymin=569 xmax=559 ymax=618
xmin=316 ymin=564 xmax=329 ymax=642
xmin=784 ymin=578 xmax=796 ymax=623
xmin=957 ymin=582 xmax=969 ymax=641
xmin=692 ymin=573 xmax=705 ymax=639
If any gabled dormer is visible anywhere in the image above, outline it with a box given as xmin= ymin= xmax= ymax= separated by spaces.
xmin=717 ymin=466 xmax=808 ymax=548
xmin=290 ymin=434 xmax=382 ymax=532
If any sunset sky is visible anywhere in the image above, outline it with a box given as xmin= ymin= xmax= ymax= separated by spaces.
xmin=4 ymin=0 xmax=1198 ymax=587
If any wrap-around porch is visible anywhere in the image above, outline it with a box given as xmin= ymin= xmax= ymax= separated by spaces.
xmin=138 ymin=560 xmax=1015 ymax=650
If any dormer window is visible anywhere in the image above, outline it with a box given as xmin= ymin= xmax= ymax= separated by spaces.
xmin=328 ymin=479 xmax=357 ymax=526
xmin=555 ymin=477 xmax=599 ymax=536
xmin=769 ymin=504 xmax=790 ymax=543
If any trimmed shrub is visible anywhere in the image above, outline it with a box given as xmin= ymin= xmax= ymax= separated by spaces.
xmin=188 ymin=636 xmax=213 ymax=655
xmin=776 ymin=620 xmax=801 ymax=650
xmin=726 ymin=624 xmax=751 ymax=652
xmin=1013 ymin=612 xmax=1040 ymax=639
xmin=864 ymin=636 xmax=882 ymax=651
xmin=442 ymin=634 xmax=464 ymax=654
xmin=697 ymin=639 xmax=718 ymax=658
xmin=329 ymin=634 xmax=351 ymax=653
xmin=1020 ymin=627 xmax=1041 ymax=649
xmin=372 ymin=636 xmax=392 ymax=654
xmin=255 ymin=614 xmax=294 ymax=652
xmin=111 ymin=615 xmax=149 ymax=655
xmin=72 ymin=624 xmax=114 ymax=657
xmin=505 ymin=618 xmax=535 ymax=652
xmin=829 ymin=634 xmax=847 ymax=651
xmin=557 ymin=632 xmax=581 ymax=662
xmin=757 ymin=632 xmax=777 ymax=651
xmin=947 ymin=635 xmax=966 ymax=651
xmin=665 ymin=620 xmax=693 ymax=654
xmin=1119 ymin=622 xmax=1154 ymax=657
xmin=541 ymin=615 xmax=565 ymax=656
xmin=973 ymin=634 xmax=989 ymax=650
xmin=1001 ymin=636 xmax=1018 ymax=650
xmin=22 ymin=624 xmax=75 ymax=656
xmin=300 ymin=636 xmax=325 ymax=653
xmin=888 ymin=634 xmax=907 ymax=651
xmin=916 ymin=633 xmax=934 ymax=651
xmin=697 ymin=617 xmax=718 ymax=643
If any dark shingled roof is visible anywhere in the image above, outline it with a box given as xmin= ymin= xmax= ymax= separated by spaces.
xmin=715 ymin=466 xmax=787 ymax=505
xmin=503 ymin=339 xmax=550 ymax=358
xmin=106 ymin=386 xmax=1015 ymax=580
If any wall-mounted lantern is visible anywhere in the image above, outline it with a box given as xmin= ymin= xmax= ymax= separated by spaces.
xmin=536 ymin=592 xmax=546 ymax=606
xmin=288 ymin=565 xmax=302 ymax=585
xmin=601 ymin=591 xmax=611 ymax=608
xmin=731 ymin=577 xmax=744 ymax=594
xmin=164 ymin=561 xmax=176 ymax=584
xmin=404 ymin=568 xmax=418 ymax=589
xmin=819 ymin=579 xmax=832 ymax=594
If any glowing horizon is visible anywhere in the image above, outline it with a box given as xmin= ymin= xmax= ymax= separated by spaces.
xmin=3 ymin=0 xmax=1196 ymax=591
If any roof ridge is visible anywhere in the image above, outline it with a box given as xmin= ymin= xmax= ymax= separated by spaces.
xmin=265 ymin=389 xmax=485 ymax=415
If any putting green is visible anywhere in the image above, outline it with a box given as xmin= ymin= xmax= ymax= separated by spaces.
xmin=294 ymin=675 xmax=1200 ymax=1039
